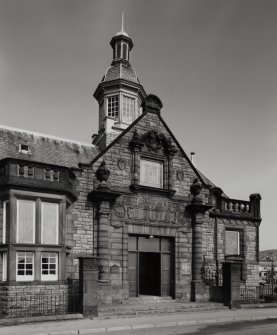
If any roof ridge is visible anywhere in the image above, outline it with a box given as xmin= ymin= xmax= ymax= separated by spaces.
xmin=0 ymin=124 xmax=94 ymax=147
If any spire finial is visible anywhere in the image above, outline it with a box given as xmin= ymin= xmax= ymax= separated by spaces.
xmin=115 ymin=11 xmax=129 ymax=37
xmin=121 ymin=11 xmax=124 ymax=33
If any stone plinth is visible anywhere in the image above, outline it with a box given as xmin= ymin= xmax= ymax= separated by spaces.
xmin=79 ymin=256 xmax=100 ymax=317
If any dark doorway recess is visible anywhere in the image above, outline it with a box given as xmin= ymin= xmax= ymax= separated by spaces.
xmin=139 ymin=252 xmax=160 ymax=295
xmin=128 ymin=235 xmax=174 ymax=297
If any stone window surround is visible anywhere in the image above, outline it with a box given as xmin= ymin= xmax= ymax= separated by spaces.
xmin=224 ymin=227 xmax=244 ymax=257
xmin=0 ymin=190 xmax=66 ymax=283
xmin=224 ymin=227 xmax=245 ymax=281
xmin=130 ymin=149 xmax=174 ymax=197
xmin=140 ymin=158 xmax=164 ymax=189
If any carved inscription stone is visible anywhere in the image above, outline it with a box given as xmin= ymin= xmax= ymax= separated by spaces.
xmin=113 ymin=194 xmax=186 ymax=225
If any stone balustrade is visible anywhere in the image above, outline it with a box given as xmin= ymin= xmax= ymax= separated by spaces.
xmin=0 ymin=158 xmax=77 ymax=200
xmin=221 ymin=198 xmax=250 ymax=214
xmin=210 ymin=187 xmax=261 ymax=220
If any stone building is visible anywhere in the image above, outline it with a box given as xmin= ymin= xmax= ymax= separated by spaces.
xmin=0 ymin=24 xmax=261 ymax=316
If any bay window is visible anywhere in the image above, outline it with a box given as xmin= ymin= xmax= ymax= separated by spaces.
xmin=9 ymin=197 xmax=62 ymax=282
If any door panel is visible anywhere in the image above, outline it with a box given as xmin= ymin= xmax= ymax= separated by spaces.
xmin=128 ymin=252 xmax=137 ymax=297
xmin=161 ymin=253 xmax=171 ymax=296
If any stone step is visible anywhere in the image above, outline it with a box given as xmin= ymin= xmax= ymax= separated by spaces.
xmin=98 ymin=300 xmax=227 ymax=318
xmin=128 ymin=296 xmax=173 ymax=304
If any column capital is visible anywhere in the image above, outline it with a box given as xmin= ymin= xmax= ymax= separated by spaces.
xmin=99 ymin=200 xmax=111 ymax=215
xmin=187 ymin=202 xmax=213 ymax=217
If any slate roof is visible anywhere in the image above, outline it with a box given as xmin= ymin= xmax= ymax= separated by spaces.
xmin=0 ymin=125 xmax=98 ymax=169
xmin=103 ymin=62 xmax=140 ymax=84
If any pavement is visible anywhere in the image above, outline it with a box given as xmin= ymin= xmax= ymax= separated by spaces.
xmin=1 ymin=307 xmax=277 ymax=335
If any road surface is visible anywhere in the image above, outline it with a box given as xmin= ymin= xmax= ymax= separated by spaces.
xmin=86 ymin=319 xmax=277 ymax=335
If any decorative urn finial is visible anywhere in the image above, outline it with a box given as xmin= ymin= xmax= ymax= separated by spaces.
xmin=190 ymin=178 xmax=202 ymax=203
xmin=95 ymin=160 xmax=110 ymax=189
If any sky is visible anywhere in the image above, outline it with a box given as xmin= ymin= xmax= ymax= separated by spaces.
xmin=0 ymin=0 xmax=276 ymax=250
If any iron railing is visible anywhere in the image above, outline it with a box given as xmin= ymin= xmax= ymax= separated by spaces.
xmin=201 ymin=263 xmax=223 ymax=302
xmin=0 ymin=281 xmax=81 ymax=319
xmin=240 ymin=284 xmax=277 ymax=304
xmin=201 ymin=263 xmax=223 ymax=287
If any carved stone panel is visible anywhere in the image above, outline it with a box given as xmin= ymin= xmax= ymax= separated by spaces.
xmin=112 ymin=194 xmax=186 ymax=225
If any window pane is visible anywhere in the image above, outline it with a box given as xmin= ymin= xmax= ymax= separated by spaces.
xmin=41 ymin=202 xmax=59 ymax=245
xmin=122 ymin=96 xmax=135 ymax=124
xmin=16 ymin=252 xmax=34 ymax=281
xmin=3 ymin=201 xmax=9 ymax=244
xmin=225 ymin=230 xmax=240 ymax=255
xmin=2 ymin=253 xmax=7 ymax=281
xmin=107 ymin=95 xmax=119 ymax=118
xmin=123 ymin=43 xmax=127 ymax=59
xmin=41 ymin=252 xmax=58 ymax=281
xmin=140 ymin=159 xmax=163 ymax=188
xmin=116 ymin=43 xmax=121 ymax=58
xmin=17 ymin=200 xmax=35 ymax=243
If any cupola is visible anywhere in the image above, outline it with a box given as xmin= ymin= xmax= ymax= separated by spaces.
xmin=92 ymin=13 xmax=146 ymax=151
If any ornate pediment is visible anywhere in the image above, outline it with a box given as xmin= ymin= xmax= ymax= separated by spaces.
xmin=130 ymin=129 xmax=177 ymax=156
xmin=144 ymin=130 xmax=164 ymax=153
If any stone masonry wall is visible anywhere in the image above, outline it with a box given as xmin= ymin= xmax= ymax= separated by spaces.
xmin=215 ymin=218 xmax=259 ymax=285
xmin=65 ymin=170 xmax=94 ymax=280
xmin=0 ymin=284 xmax=68 ymax=318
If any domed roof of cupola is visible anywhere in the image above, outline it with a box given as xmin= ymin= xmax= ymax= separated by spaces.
xmin=115 ymin=30 xmax=129 ymax=37
xmin=102 ymin=62 xmax=140 ymax=84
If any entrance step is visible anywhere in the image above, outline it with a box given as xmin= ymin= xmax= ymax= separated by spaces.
xmin=128 ymin=295 xmax=173 ymax=304
xmin=98 ymin=298 xmax=227 ymax=318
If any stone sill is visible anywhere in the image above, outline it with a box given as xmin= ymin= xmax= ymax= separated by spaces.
xmin=130 ymin=184 xmax=176 ymax=197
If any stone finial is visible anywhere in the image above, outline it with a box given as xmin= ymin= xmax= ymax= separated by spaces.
xmin=190 ymin=178 xmax=202 ymax=203
xmin=141 ymin=94 xmax=163 ymax=114
xmin=95 ymin=160 xmax=110 ymax=189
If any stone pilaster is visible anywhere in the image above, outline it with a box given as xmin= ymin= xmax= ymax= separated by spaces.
xmin=98 ymin=201 xmax=111 ymax=283
xmin=187 ymin=178 xmax=212 ymax=302
xmin=190 ymin=210 xmax=209 ymax=302
xmin=192 ymin=212 xmax=204 ymax=282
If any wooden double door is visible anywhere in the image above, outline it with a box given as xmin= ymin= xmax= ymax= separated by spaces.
xmin=128 ymin=235 xmax=174 ymax=297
